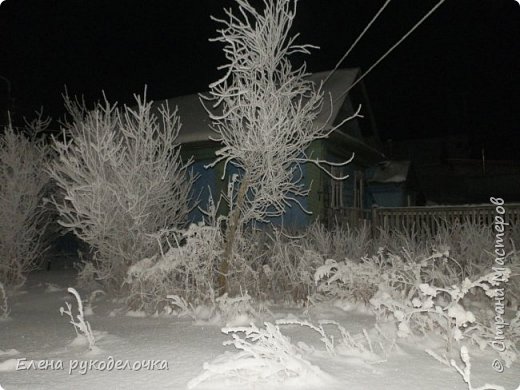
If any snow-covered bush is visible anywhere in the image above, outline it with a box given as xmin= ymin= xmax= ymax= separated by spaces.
xmin=188 ymin=318 xmax=392 ymax=388
xmin=254 ymin=222 xmax=372 ymax=302
xmin=376 ymin=220 xmax=510 ymax=285
xmin=48 ymin=93 xmax=195 ymax=291
xmin=126 ymin=222 xmax=222 ymax=312
xmin=371 ymin=268 xmax=502 ymax=342
xmin=167 ymin=291 xmax=270 ymax=326
xmin=220 ymin=228 xmax=267 ymax=298
xmin=306 ymin=222 xmax=372 ymax=262
xmin=365 ymin=249 xmax=519 ymax=366
xmin=316 ymin=219 xmax=520 ymax=304
xmin=431 ymin=221 xmax=497 ymax=278
xmin=187 ymin=322 xmax=328 ymax=389
xmin=276 ymin=319 xmax=390 ymax=362
xmin=212 ymin=293 xmax=269 ymax=326
xmin=124 ymin=204 xmax=271 ymax=319
xmin=313 ymin=238 xmax=519 ymax=365
xmin=0 ymin=118 xmax=53 ymax=288
xmin=257 ymin=219 xmax=519 ymax=310
xmin=315 ymin=257 xmax=383 ymax=304
xmin=125 ymin=194 xmax=270 ymax=314
xmin=262 ymin=231 xmax=324 ymax=302
xmin=314 ymin=245 xmax=431 ymax=305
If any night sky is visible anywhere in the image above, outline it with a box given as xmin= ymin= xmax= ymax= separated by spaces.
xmin=1 ymin=0 xmax=519 ymax=159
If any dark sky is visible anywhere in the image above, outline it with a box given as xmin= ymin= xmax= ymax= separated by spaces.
xmin=1 ymin=0 xmax=519 ymax=159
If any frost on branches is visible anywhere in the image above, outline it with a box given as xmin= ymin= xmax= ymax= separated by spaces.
xmin=126 ymin=222 xmax=222 ymax=312
xmin=0 ymin=116 xmax=53 ymax=288
xmin=203 ymin=0 xmax=361 ymax=293
xmin=187 ymin=322 xmax=329 ymax=389
xmin=48 ymin=92 xmax=195 ymax=291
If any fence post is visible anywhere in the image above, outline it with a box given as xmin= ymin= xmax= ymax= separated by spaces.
xmin=371 ymin=204 xmax=379 ymax=239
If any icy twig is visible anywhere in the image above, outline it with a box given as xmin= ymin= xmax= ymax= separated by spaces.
xmin=60 ymin=287 xmax=96 ymax=350
xmin=449 ymin=346 xmax=504 ymax=390
xmin=276 ymin=319 xmax=335 ymax=355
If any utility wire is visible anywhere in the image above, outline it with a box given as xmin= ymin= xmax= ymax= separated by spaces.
xmin=323 ymin=0 xmax=392 ymax=86
xmin=333 ymin=0 xmax=448 ymax=104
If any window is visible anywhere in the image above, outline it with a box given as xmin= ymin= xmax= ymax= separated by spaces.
xmin=330 ymin=166 xmax=343 ymax=209
xmin=353 ymin=170 xmax=364 ymax=209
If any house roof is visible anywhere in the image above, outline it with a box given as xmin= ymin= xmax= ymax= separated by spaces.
xmin=152 ymin=68 xmax=363 ymax=145
xmin=154 ymin=93 xmax=212 ymax=144
xmin=369 ymin=160 xmax=411 ymax=183
xmin=309 ymin=68 xmax=360 ymax=131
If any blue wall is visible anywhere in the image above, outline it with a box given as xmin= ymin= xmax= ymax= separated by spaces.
xmin=189 ymin=160 xmax=311 ymax=229
xmin=187 ymin=159 xmax=218 ymax=224
xmin=367 ymin=182 xmax=407 ymax=207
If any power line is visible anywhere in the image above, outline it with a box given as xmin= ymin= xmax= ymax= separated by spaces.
xmin=333 ymin=0 xmax=448 ymax=104
xmin=323 ymin=0 xmax=392 ymax=86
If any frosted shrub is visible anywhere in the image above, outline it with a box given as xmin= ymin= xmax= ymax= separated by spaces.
xmin=188 ymin=318 xmax=390 ymax=388
xmin=277 ymin=319 xmax=392 ymax=362
xmin=313 ymin=227 xmax=519 ymax=364
xmin=375 ymin=224 xmax=428 ymax=255
xmin=376 ymin=220 xmax=513 ymax=285
xmin=315 ymin=258 xmax=383 ymax=304
xmin=126 ymin=222 xmax=222 ymax=312
xmin=211 ymin=292 xmax=269 ymax=326
xmin=432 ymin=221 xmax=496 ymax=278
xmin=168 ymin=292 xmax=270 ymax=326
xmin=259 ymin=223 xmax=370 ymax=302
xmin=49 ymin=93 xmax=195 ymax=291
xmin=278 ymin=246 xmax=324 ymax=302
xmin=306 ymin=222 xmax=372 ymax=262
xmin=0 ymin=119 xmax=53 ymax=287
xmin=230 ymin=223 xmax=373 ymax=303
xmin=124 ymin=194 xmax=269 ymax=314
xmin=313 ymin=248 xmax=395 ymax=304
xmin=369 ymin=255 xmax=518 ymax=364
xmin=223 ymin=228 xmax=267 ymax=298
xmin=314 ymin=244 xmax=468 ymax=306
xmin=256 ymin=229 xmax=322 ymax=302
xmin=187 ymin=322 xmax=327 ymax=389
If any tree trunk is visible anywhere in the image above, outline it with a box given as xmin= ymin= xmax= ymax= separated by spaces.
xmin=218 ymin=175 xmax=249 ymax=295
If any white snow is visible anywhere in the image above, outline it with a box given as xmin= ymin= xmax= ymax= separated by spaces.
xmin=0 ymin=269 xmax=518 ymax=390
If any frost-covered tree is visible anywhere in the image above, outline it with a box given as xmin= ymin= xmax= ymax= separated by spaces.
xmin=48 ymin=93 xmax=195 ymax=290
xmin=0 ymin=115 xmax=53 ymax=287
xmin=203 ymin=0 xmax=361 ymax=293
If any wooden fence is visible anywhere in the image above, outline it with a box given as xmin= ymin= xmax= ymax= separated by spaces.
xmin=326 ymin=203 xmax=520 ymax=236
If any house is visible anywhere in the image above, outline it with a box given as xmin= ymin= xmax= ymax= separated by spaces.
xmin=367 ymin=160 xmax=420 ymax=207
xmin=153 ymin=68 xmax=385 ymax=228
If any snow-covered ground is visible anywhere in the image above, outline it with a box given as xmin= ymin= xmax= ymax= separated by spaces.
xmin=1 ymin=268 xmax=519 ymax=390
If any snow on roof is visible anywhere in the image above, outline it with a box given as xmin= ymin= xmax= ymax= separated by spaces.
xmin=308 ymin=68 xmax=359 ymax=130
xmin=153 ymin=68 xmax=361 ymax=145
xmin=369 ymin=160 xmax=410 ymax=183
xmin=154 ymin=93 xmax=213 ymax=144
